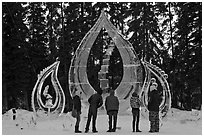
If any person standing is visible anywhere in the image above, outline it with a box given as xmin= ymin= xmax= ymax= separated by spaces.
xmin=85 ymin=89 xmax=103 ymax=133
xmin=105 ymin=89 xmax=119 ymax=132
xmin=130 ymin=92 xmax=142 ymax=132
xmin=148 ymin=82 xmax=160 ymax=133
xmin=72 ymin=90 xmax=82 ymax=133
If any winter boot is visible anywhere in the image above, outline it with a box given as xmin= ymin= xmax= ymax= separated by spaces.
xmin=85 ymin=126 xmax=89 ymax=133
xmin=75 ymin=126 xmax=82 ymax=133
xmin=92 ymin=126 xmax=98 ymax=133
xmin=136 ymin=129 xmax=142 ymax=132
xmin=107 ymin=128 xmax=112 ymax=132
xmin=92 ymin=130 xmax=98 ymax=133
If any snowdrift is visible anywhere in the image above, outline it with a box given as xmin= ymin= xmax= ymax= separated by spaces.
xmin=2 ymin=108 xmax=202 ymax=135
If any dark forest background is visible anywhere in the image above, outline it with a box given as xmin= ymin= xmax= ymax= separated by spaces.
xmin=2 ymin=2 xmax=202 ymax=112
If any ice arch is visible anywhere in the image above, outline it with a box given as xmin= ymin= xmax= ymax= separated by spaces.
xmin=68 ymin=11 xmax=143 ymax=101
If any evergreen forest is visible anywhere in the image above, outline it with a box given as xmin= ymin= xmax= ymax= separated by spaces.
xmin=2 ymin=2 xmax=202 ymax=112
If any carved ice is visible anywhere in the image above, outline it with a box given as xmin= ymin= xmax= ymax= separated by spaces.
xmin=31 ymin=11 xmax=171 ymax=123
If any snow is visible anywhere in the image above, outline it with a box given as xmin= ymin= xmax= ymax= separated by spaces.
xmin=2 ymin=108 xmax=202 ymax=135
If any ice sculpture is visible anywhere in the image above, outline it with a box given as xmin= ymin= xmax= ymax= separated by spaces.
xmin=31 ymin=61 xmax=65 ymax=116
xmin=68 ymin=11 xmax=142 ymax=102
xmin=31 ymin=11 xmax=171 ymax=122
xmin=68 ymin=11 xmax=171 ymax=120
xmin=140 ymin=60 xmax=171 ymax=121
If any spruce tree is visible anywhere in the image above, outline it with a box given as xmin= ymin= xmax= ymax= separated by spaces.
xmin=2 ymin=2 xmax=31 ymax=110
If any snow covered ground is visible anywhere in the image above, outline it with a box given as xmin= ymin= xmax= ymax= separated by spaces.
xmin=2 ymin=108 xmax=202 ymax=135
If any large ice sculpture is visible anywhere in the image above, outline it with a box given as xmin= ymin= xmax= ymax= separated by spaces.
xmin=68 ymin=11 xmax=142 ymax=102
xmin=68 ymin=11 xmax=171 ymax=120
xmin=31 ymin=11 xmax=171 ymax=122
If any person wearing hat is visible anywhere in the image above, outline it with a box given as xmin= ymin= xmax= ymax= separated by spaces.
xmin=148 ymin=82 xmax=160 ymax=133
xmin=72 ymin=89 xmax=82 ymax=133
xmin=130 ymin=92 xmax=142 ymax=132
xmin=105 ymin=89 xmax=119 ymax=132
xmin=150 ymin=78 xmax=156 ymax=84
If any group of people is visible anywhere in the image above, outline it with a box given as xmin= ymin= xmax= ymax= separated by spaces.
xmin=72 ymin=78 xmax=160 ymax=133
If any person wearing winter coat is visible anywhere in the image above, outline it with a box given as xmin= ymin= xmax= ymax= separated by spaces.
xmin=148 ymin=82 xmax=160 ymax=133
xmin=105 ymin=89 xmax=119 ymax=132
xmin=72 ymin=90 xmax=82 ymax=133
xmin=85 ymin=89 xmax=103 ymax=133
xmin=130 ymin=92 xmax=142 ymax=132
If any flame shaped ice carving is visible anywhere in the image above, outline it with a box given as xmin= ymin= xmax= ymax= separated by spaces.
xmin=140 ymin=60 xmax=171 ymax=120
xmin=31 ymin=61 xmax=65 ymax=116
xmin=68 ymin=10 xmax=142 ymax=100
xmin=68 ymin=11 xmax=171 ymax=121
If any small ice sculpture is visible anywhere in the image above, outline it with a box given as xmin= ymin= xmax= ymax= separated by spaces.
xmin=43 ymin=85 xmax=53 ymax=108
xmin=31 ymin=61 xmax=65 ymax=117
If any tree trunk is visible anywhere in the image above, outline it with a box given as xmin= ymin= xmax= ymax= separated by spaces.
xmin=2 ymin=81 xmax=8 ymax=112
xmin=144 ymin=3 xmax=149 ymax=61
xmin=168 ymin=2 xmax=176 ymax=107
xmin=143 ymin=4 xmax=147 ymax=59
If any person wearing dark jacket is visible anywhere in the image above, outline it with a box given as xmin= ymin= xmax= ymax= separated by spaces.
xmin=105 ymin=89 xmax=119 ymax=132
xmin=85 ymin=90 xmax=103 ymax=133
xmin=73 ymin=90 xmax=82 ymax=133
xmin=148 ymin=82 xmax=160 ymax=133
xmin=130 ymin=92 xmax=142 ymax=132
